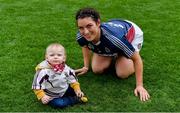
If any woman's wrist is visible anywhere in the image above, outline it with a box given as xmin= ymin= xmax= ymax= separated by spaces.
xmin=83 ymin=66 xmax=89 ymax=71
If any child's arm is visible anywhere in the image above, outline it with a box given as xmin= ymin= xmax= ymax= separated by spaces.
xmin=33 ymin=90 xmax=53 ymax=104
xmin=70 ymin=82 xmax=80 ymax=91
xmin=33 ymin=89 xmax=45 ymax=100
xmin=70 ymin=82 xmax=84 ymax=97
xmin=70 ymin=82 xmax=88 ymax=102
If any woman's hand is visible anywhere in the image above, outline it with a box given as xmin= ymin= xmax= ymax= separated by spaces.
xmin=134 ymin=85 xmax=150 ymax=101
xmin=75 ymin=67 xmax=88 ymax=76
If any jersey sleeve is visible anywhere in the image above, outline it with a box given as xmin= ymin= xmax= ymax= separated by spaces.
xmin=119 ymin=36 xmax=135 ymax=58
xmin=64 ymin=65 xmax=78 ymax=84
xmin=101 ymin=21 xmax=135 ymax=58
xmin=32 ymin=69 xmax=48 ymax=90
xmin=33 ymin=89 xmax=45 ymax=100
xmin=70 ymin=82 xmax=80 ymax=91
xmin=76 ymin=32 xmax=88 ymax=47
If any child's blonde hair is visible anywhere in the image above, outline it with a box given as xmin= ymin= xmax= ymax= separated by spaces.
xmin=46 ymin=43 xmax=66 ymax=54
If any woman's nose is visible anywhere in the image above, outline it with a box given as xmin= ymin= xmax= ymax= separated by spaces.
xmin=84 ymin=28 xmax=89 ymax=34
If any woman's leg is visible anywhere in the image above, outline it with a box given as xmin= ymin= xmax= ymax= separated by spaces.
xmin=115 ymin=56 xmax=135 ymax=78
xmin=91 ymin=53 xmax=112 ymax=74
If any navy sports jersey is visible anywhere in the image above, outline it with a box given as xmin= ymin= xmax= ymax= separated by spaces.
xmin=76 ymin=19 xmax=135 ymax=58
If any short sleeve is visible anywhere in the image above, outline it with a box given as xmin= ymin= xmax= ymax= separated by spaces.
xmin=76 ymin=32 xmax=88 ymax=47
xmin=32 ymin=69 xmax=48 ymax=90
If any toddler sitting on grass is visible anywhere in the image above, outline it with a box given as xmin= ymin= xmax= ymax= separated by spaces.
xmin=32 ymin=43 xmax=87 ymax=108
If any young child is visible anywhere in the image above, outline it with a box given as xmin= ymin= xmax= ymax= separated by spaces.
xmin=32 ymin=43 xmax=88 ymax=108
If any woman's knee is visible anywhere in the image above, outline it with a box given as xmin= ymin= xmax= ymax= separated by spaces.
xmin=92 ymin=66 xmax=105 ymax=74
xmin=91 ymin=54 xmax=112 ymax=74
xmin=116 ymin=70 xmax=131 ymax=79
xmin=91 ymin=61 xmax=111 ymax=74
xmin=115 ymin=56 xmax=134 ymax=78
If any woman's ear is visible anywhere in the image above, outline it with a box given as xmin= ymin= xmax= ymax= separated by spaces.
xmin=97 ymin=19 xmax=101 ymax=27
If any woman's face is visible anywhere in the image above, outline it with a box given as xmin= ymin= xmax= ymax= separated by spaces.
xmin=77 ymin=17 xmax=100 ymax=43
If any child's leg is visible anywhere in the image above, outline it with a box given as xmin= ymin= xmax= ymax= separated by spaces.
xmin=63 ymin=86 xmax=76 ymax=97
xmin=64 ymin=85 xmax=88 ymax=103
xmin=48 ymin=86 xmax=79 ymax=108
xmin=48 ymin=96 xmax=79 ymax=108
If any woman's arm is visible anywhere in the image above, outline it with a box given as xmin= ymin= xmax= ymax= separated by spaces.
xmin=131 ymin=52 xmax=150 ymax=101
xmin=75 ymin=46 xmax=91 ymax=75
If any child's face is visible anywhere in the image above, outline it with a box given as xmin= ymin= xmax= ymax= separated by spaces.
xmin=46 ymin=46 xmax=66 ymax=65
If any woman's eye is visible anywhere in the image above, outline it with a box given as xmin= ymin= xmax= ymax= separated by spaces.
xmin=87 ymin=25 xmax=92 ymax=28
xmin=79 ymin=27 xmax=83 ymax=31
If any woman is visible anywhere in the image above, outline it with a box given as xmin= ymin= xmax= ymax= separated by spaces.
xmin=75 ymin=7 xmax=150 ymax=101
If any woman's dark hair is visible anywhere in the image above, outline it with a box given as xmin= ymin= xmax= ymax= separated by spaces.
xmin=75 ymin=7 xmax=100 ymax=22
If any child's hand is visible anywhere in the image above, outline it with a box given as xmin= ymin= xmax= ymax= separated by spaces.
xmin=41 ymin=95 xmax=53 ymax=104
xmin=75 ymin=90 xmax=84 ymax=97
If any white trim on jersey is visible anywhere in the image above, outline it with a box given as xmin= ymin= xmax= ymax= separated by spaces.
xmin=102 ymin=28 xmax=134 ymax=58
xmin=76 ymin=33 xmax=82 ymax=40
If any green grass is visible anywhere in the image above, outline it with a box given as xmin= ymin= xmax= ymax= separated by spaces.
xmin=0 ymin=0 xmax=180 ymax=112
